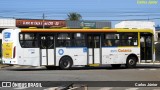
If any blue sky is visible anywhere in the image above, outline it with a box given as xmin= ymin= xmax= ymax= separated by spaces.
xmin=0 ymin=0 xmax=159 ymax=27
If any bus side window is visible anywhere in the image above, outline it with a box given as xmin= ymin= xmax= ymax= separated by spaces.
xmin=19 ymin=33 xmax=38 ymax=48
xmin=104 ymin=40 xmax=112 ymax=46
xmin=103 ymin=33 xmax=120 ymax=47
xmin=73 ymin=33 xmax=86 ymax=47
xmin=120 ymin=33 xmax=138 ymax=46
xmin=57 ymin=33 xmax=71 ymax=47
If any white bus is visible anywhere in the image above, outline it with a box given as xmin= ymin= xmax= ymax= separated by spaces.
xmin=2 ymin=28 xmax=155 ymax=69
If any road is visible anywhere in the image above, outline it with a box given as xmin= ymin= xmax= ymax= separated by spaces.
xmin=0 ymin=65 xmax=160 ymax=90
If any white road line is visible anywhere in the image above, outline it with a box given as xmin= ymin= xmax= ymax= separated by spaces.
xmin=150 ymin=69 xmax=157 ymax=70
xmin=138 ymin=69 xmax=158 ymax=71
xmin=125 ymin=88 xmax=139 ymax=90
xmin=43 ymin=87 xmax=59 ymax=90
xmin=99 ymin=87 xmax=112 ymax=90
xmin=14 ymin=87 xmax=29 ymax=89
xmin=139 ymin=69 xmax=145 ymax=70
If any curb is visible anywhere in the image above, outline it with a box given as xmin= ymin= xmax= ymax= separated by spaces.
xmin=0 ymin=64 xmax=11 ymax=69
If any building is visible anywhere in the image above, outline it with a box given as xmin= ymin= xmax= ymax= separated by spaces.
xmin=16 ymin=19 xmax=66 ymax=28
xmin=115 ymin=21 xmax=157 ymax=41
xmin=66 ymin=20 xmax=111 ymax=29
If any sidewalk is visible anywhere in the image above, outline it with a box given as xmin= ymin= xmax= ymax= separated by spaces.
xmin=0 ymin=64 xmax=11 ymax=69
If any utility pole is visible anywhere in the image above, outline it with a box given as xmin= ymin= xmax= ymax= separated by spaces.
xmin=43 ymin=13 xmax=45 ymax=29
xmin=148 ymin=16 xmax=150 ymax=21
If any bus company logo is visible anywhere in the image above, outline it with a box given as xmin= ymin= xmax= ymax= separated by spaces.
xmin=118 ymin=49 xmax=132 ymax=52
xmin=110 ymin=50 xmax=117 ymax=53
xmin=83 ymin=48 xmax=87 ymax=53
xmin=4 ymin=32 xmax=11 ymax=39
xmin=58 ymin=49 xmax=64 ymax=55
xmin=111 ymin=49 xmax=132 ymax=53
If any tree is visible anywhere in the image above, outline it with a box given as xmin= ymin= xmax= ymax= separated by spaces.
xmin=67 ymin=12 xmax=82 ymax=21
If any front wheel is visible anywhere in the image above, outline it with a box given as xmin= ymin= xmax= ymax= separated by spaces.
xmin=126 ymin=56 xmax=137 ymax=68
xmin=59 ymin=56 xmax=73 ymax=70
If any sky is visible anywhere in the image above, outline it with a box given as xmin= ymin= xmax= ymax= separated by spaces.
xmin=0 ymin=0 xmax=159 ymax=27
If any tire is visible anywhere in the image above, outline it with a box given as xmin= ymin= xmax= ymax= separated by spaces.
xmin=126 ymin=56 xmax=137 ymax=68
xmin=46 ymin=66 xmax=59 ymax=70
xmin=111 ymin=64 xmax=121 ymax=69
xmin=59 ymin=56 xmax=73 ymax=70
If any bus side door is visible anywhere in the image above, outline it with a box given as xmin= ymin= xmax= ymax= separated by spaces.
xmin=87 ymin=34 xmax=101 ymax=65
xmin=39 ymin=34 xmax=55 ymax=65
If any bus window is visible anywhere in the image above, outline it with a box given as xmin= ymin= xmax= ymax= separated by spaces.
xmin=73 ymin=33 xmax=86 ymax=47
xmin=94 ymin=36 xmax=100 ymax=48
xmin=47 ymin=36 xmax=54 ymax=49
xmin=120 ymin=33 xmax=138 ymax=46
xmin=39 ymin=35 xmax=54 ymax=49
xmin=103 ymin=33 xmax=138 ymax=47
xmin=40 ymin=36 xmax=47 ymax=49
xmin=19 ymin=33 xmax=38 ymax=48
xmin=57 ymin=33 xmax=71 ymax=47
xmin=103 ymin=33 xmax=120 ymax=46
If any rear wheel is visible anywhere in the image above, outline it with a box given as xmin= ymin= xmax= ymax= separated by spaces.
xmin=111 ymin=64 xmax=121 ymax=69
xmin=59 ymin=56 xmax=73 ymax=70
xmin=126 ymin=56 xmax=137 ymax=68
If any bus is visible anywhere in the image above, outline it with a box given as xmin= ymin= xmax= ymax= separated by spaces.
xmin=2 ymin=28 xmax=155 ymax=69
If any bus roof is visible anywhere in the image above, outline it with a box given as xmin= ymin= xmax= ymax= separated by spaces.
xmin=21 ymin=28 xmax=153 ymax=33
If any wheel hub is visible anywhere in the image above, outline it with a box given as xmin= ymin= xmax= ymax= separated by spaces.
xmin=129 ymin=59 xmax=134 ymax=65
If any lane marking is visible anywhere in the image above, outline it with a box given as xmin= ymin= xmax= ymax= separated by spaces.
xmin=139 ymin=69 xmax=145 ymax=70
xmin=150 ymin=69 xmax=157 ymax=70
xmin=125 ymin=88 xmax=139 ymax=90
xmin=44 ymin=87 xmax=59 ymax=90
xmin=14 ymin=87 xmax=29 ymax=89
xmin=99 ymin=87 xmax=112 ymax=90
xmin=138 ymin=69 xmax=158 ymax=71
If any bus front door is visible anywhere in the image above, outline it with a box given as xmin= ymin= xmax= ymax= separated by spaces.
xmin=39 ymin=34 xmax=55 ymax=65
xmin=140 ymin=33 xmax=153 ymax=62
xmin=87 ymin=34 xmax=101 ymax=65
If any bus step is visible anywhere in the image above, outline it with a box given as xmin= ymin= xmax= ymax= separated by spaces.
xmin=88 ymin=64 xmax=100 ymax=67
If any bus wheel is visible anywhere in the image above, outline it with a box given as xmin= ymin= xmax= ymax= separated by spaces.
xmin=126 ymin=56 xmax=137 ymax=68
xmin=59 ymin=56 xmax=73 ymax=70
xmin=46 ymin=66 xmax=59 ymax=70
xmin=111 ymin=64 xmax=121 ymax=69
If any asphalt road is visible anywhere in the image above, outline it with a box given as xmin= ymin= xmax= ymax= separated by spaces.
xmin=0 ymin=65 xmax=160 ymax=90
